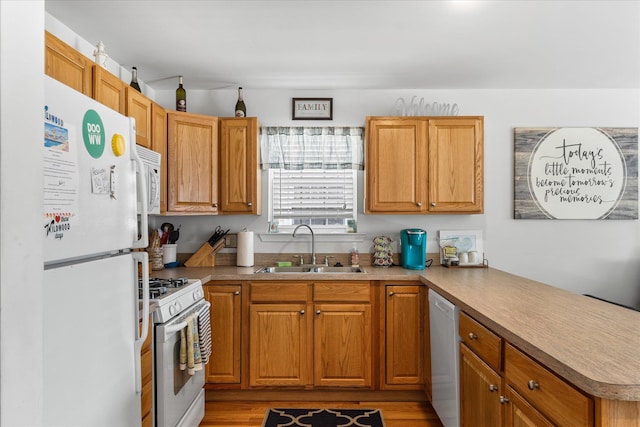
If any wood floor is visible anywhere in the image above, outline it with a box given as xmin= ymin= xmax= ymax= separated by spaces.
xmin=200 ymin=390 xmax=444 ymax=427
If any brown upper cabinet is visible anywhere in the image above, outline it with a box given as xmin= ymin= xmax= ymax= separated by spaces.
xmin=219 ymin=117 xmax=261 ymax=215
xmin=93 ymin=66 xmax=126 ymax=114
xmin=365 ymin=116 xmax=484 ymax=214
xmin=126 ymin=87 xmax=152 ymax=149
xmin=151 ymin=102 xmax=168 ymax=213
xmin=45 ymin=31 xmax=93 ymax=97
xmin=166 ymin=111 xmax=219 ymax=214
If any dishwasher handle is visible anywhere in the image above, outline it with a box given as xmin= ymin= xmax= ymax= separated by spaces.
xmin=429 ymin=289 xmax=456 ymax=316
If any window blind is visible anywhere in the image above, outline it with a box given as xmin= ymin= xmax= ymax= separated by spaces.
xmin=270 ymin=169 xmax=356 ymax=221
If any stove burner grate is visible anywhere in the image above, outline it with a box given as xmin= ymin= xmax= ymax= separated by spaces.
xmin=139 ymin=277 xmax=191 ymax=299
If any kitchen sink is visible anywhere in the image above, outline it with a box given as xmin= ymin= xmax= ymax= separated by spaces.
xmin=255 ymin=265 xmax=366 ymax=274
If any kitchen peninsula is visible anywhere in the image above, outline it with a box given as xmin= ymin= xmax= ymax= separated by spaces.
xmin=154 ymin=263 xmax=640 ymax=426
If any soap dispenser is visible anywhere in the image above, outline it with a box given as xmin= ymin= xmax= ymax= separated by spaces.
xmin=351 ymin=247 xmax=360 ymax=267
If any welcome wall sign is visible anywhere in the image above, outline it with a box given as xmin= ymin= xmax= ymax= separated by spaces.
xmin=514 ymin=127 xmax=638 ymax=220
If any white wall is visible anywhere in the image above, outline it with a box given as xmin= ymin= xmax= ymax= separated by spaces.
xmin=1 ymin=1 xmax=44 ymax=425
xmin=154 ymin=87 xmax=640 ymax=308
xmin=45 ymin=14 xmax=640 ymax=308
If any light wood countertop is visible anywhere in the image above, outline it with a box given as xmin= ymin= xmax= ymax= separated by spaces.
xmin=151 ymin=264 xmax=640 ymax=401
xmin=421 ymin=267 xmax=640 ymax=402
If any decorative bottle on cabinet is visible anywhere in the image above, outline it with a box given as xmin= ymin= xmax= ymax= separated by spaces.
xmin=129 ymin=67 xmax=141 ymax=92
xmin=235 ymin=87 xmax=246 ymax=117
xmin=176 ymin=76 xmax=186 ymax=112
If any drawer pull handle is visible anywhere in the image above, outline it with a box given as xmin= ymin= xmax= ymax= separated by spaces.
xmin=527 ymin=380 xmax=540 ymax=390
xmin=489 ymin=384 xmax=498 ymax=392
xmin=499 ymin=396 xmax=509 ymax=404
xmin=468 ymin=332 xmax=478 ymax=340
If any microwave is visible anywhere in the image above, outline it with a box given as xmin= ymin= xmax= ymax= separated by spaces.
xmin=135 ymin=145 xmax=161 ymax=215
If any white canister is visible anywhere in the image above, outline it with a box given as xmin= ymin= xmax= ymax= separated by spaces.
xmin=162 ymin=244 xmax=177 ymax=264
xmin=237 ymin=230 xmax=254 ymax=267
xmin=468 ymin=251 xmax=479 ymax=264
xmin=459 ymin=252 xmax=469 ymax=264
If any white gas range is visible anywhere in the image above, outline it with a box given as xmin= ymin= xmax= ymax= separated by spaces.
xmin=140 ymin=277 xmax=208 ymax=427
xmin=145 ymin=277 xmax=205 ymax=323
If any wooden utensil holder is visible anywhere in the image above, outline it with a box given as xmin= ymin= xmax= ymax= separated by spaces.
xmin=184 ymin=239 xmax=225 ymax=267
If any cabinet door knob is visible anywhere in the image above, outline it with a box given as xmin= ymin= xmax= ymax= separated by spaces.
xmin=499 ymin=396 xmax=509 ymax=404
xmin=489 ymin=384 xmax=498 ymax=392
xmin=527 ymin=380 xmax=540 ymax=390
xmin=316 ymin=310 xmax=321 ymax=315
xmin=234 ymin=291 xmax=240 ymax=295
xmin=416 ymin=202 xmax=422 ymax=207
xmin=212 ymin=203 xmax=218 ymax=208
xmin=300 ymin=309 xmax=305 ymax=315
xmin=431 ymin=202 xmax=436 ymax=207
xmin=468 ymin=332 xmax=478 ymax=340
xmin=247 ymin=202 xmax=252 ymax=207
xmin=388 ymin=291 xmax=395 ymax=296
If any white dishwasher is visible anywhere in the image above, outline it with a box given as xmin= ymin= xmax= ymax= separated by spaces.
xmin=428 ymin=289 xmax=460 ymax=427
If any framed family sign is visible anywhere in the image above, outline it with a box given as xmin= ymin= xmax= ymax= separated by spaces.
xmin=514 ymin=127 xmax=638 ymax=220
xmin=292 ymin=98 xmax=333 ymax=120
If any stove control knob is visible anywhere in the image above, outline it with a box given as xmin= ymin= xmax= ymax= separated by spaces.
xmin=174 ymin=301 xmax=182 ymax=313
xmin=193 ymin=289 xmax=203 ymax=301
xmin=169 ymin=305 xmax=177 ymax=316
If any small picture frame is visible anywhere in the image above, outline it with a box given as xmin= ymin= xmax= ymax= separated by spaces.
xmin=292 ymin=98 xmax=333 ymax=120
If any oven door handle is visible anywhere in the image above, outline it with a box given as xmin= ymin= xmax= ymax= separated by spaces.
xmin=164 ymin=321 xmax=188 ymax=338
xmin=161 ymin=301 xmax=210 ymax=342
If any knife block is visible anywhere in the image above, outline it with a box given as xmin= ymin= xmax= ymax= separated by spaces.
xmin=184 ymin=239 xmax=225 ymax=267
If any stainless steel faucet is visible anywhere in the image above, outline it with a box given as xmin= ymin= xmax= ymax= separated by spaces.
xmin=293 ymin=224 xmax=316 ymax=265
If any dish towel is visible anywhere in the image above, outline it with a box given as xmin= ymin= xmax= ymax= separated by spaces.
xmin=179 ymin=314 xmax=203 ymax=375
xmin=179 ymin=323 xmax=187 ymax=370
xmin=197 ymin=304 xmax=212 ymax=365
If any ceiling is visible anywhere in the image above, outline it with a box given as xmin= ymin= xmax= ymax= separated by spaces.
xmin=45 ymin=0 xmax=640 ymax=91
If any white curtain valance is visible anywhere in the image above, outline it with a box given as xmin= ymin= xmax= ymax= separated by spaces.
xmin=260 ymin=126 xmax=364 ymax=170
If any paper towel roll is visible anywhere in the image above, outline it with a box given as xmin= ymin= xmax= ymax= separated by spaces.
xmin=237 ymin=231 xmax=254 ymax=267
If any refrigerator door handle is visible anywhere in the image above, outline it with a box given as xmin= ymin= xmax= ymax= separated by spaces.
xmin=133 ymin=251 xmax=150 ymax=395
xmin=131 ymin=136 xmax=149 ymax=249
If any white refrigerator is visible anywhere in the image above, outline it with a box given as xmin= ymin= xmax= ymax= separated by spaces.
xmin=43 ymin=76 xmax=150 ymax=426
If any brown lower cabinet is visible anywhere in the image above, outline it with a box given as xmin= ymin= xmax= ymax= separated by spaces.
xmin=460 ymin=311 xmax=595 ymax=427
xmin=460 ymin=344 xmax=502 ymax=426
xmin=504 ymin=343 xmax=593 ymax=426
xmin=204 ymin=283 xmax=242 ymax=385
xmin=248 ymin=281 xmax=372 ymax=389
xmin=204 ymin=280 xmax=430 ymax=391
xmin=140 ymin=315 xmax=153 ymax=427
xmin=249 ymin=301 xmax=311 ymax=387
xmin=504 ymin=385 xmax=553 ymax=427
xmin=384 ymin=284 xmax=425 ymax=389
xmin=314 ymin=302 xmax=372 ymax=387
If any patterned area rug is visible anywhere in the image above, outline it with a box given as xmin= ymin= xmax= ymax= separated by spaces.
xmin=262 ymin=408 xmax=385 ymax=427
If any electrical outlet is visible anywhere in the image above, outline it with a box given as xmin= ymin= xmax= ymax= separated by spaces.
xmin=225 ymin=233 xmax=238 ymax=248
